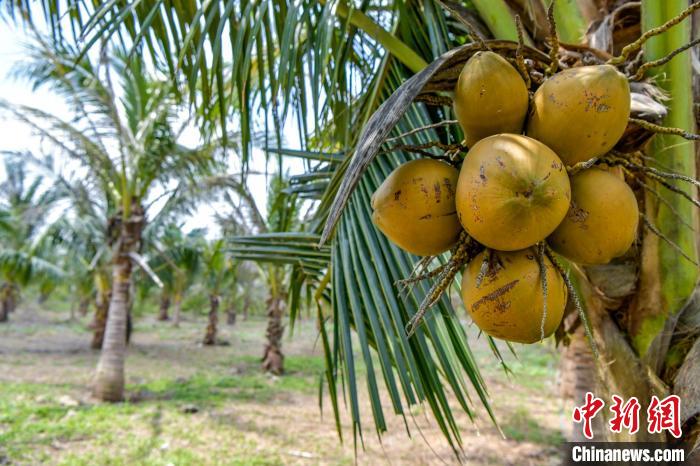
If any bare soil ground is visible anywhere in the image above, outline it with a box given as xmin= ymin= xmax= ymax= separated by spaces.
xmin=0 ymin=306 xmax=570 ymax=465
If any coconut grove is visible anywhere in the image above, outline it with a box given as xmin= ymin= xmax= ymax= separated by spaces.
xmin=0 ymin=1 xmax=699 ymax=464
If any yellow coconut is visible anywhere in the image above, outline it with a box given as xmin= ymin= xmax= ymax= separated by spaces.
xmin=462 ymin=248 xmax=567 ymax=344
xmin=455 ymin=134 xmax=571 ymax=251
xmin=548 ymin=168 xmax=639 ymax=265
xmin=526 ymin=64 xmax=630 ymax=165
xmin=371 ymin=159 xmax=462 ymax=256
xmin=453 ymin=51 xmax=529 ymax=148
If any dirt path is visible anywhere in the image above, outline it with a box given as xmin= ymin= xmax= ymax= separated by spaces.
xmin=0 ymin=307 xmax=569 ymax=465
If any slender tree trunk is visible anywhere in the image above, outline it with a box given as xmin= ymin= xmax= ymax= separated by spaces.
xmin=126 ymin=305 xmax=133 ymax=345
xmin=566 ymin=325 xmax=605 ymax=442
xmin=242 ymin=293 xmax=250 ymax=321
xmin=203 ymin=294 xmax=219 ymax=345
xmin=79 ymin=298 xmax=90 ymax=317
xmin=172 ymin=292 xmax=182 ymax=327
xmin=91 ymin=290 xmax=110 ymax=350
xmin=0 ymin=284 xmax=14 ymax=323
xmin=158 ymin=292 xmax=170 ymax=321
xmin=6 ymin=285 xmax=16 ymax=314
xmin=226 ymin=303 xmax=237 ymax=326
xmin=38 ymin=291 xmax=50 ymax=305
xmin=93 ymin=207 xmax=143 ymax=402
xmin=261 ymin=294 xmax=285 ymax=375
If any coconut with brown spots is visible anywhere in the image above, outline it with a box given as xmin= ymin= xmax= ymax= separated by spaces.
xmin=453 ymin=51 xmax=529 ymax=148
xmin=455 ymin=134 xmax=571 ymax=251
xmin=526 ymin=64 xmax=630 ymax=166
xmin=371 ymin=159 xmax=462 ymax=256
xmin=548 ymin=168 xmax=639 ymax=265
xmin=462 ymin=248 xmax=567 ymax=344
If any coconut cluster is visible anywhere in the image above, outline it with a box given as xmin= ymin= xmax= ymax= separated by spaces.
xmin=371 ymin=51 xmax=639 ymax=344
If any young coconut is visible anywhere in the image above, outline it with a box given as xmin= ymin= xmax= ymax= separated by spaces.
xmin=453 ymin=51 xmax=529 ymax=148
xmin=548 ymin=168 xmax=639 ymax=265
xmin=526 ymin=65 xmax=631 ymax=165
xmin=455 ymin=134 xmax=571 ymax=251
xmin=462 ymin=248 xmax=567 ymax=344
xmin=371 ymin=159 xmax=462 ymax=256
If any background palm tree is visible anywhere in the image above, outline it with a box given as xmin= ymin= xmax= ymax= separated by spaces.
xmin=1 ymin=36 xmax=225 ymax=401
xmin=148 ymin=224 xmax=203 ymax=328
xmin=0 ymin=157 xmax=63 ymax=322
xmin=224 ymin=174 xmax=301 ymax=374
xmin=51 ymin=211 xmax=114 ymax=348
xmin=198 ymin=237 xmax=235 ymax=346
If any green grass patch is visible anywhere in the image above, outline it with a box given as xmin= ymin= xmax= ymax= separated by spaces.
xmin=0 ymin=358 xmax=321 ymax=465
xmin=501 ymin=406 xmax=565 ymax=446
xmin=130 ymin=355 xmax=323 ymax=405
xmin=0 ymin=382 xmax=137 ymax=463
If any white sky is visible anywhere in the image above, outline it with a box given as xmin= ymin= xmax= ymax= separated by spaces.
xmin=0 ymin=20 xmax=308 ymax=235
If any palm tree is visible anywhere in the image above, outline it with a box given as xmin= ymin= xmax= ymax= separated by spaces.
xmin=0 ymin=157 xmax=63 ymax=321
xmin=147 ymin=224 xmax=203 ymax=327
xmin=260 ymin=178 xmax=300 ymax=374
xmin=49 ymin=207 xmax=114 ymax=348
xmin=198 ymin=238 xmax=235 ymax=345
xmin=1 ymin=37 xmax=224 ymax=401
xmin=223 ymin=175 xmax=300 ymax=373
xmin=8 ymin=0 xmax=700 ymax=453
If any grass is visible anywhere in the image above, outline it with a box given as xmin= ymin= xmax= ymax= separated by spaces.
xmin=0 ymin=379 xmax=291 ymax=465
xmin=501 ymin=407 xmax=566 ymax=446
xmin=0 ymin=307 xmax=566 ymax=465
xmin=131 ymin=356 xmax=322 ymax=405
xmin=0 ymin=353 xmax=323 ymax=465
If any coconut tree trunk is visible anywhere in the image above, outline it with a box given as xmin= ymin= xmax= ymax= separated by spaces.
xmin=242 ymin=293 xmax=250 ymax=321
xmin=575 ymin=271 xmax=665 ymax=442
xmin=261 ymin=293 xmax=286 ymax=375
xmin=6 ymin=285 xmax=16 ymax=314
xmin=226 ymin=303 xmax=237 ymax=326
xmin=566 ymin=325 xmax=606 ymax=442
xmin=93 ymin=207 xmax=143 ymax=402
xmin=126 ymin=305 xmax=133 ymax=345
xmin=172 ymin=292 xmax=182 ymax=327
xmin=91 ymin=289 xmax=110 ymax=350
xmin=78 ymin=297 xmax=90 ymax=317
xmin=202 ymin=294 xmax=219 ymax=346
xmin=157 ymin=291 xmax=170 ymax=321
xmin=0 ymin=283 xmax=14 ymax=323
xmin=38 ymin=291 xmax=50 ymax=305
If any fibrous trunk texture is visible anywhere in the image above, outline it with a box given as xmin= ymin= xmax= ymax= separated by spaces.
xmin=243 ymin=294 xmax=250 ymax=321
xmin=226 ymin=304 xmax=237 ymax=326
xmin=91 ymin=290 xmax=110 ymax=350
xmin=93 ymin=207 xmax=143 ymax=402
xmin=203 ymin=294 xmax=219 ymax=346
xmin=0 ymin=283 xmax=17 ymax=323
xmin=172 ymin=293 xmax=182 ymax=327
xmin=261 ymin=294 xmax=285 ymax=375
xmin=158 ymin=292 xmax=170 ymax=321
xmin=568 ymin=325 xmax=605 ymax=442
xmin=576 ymin=267 xmax=665 ymax=442
xmin=78 ymin=297 xmax=90 ymax=316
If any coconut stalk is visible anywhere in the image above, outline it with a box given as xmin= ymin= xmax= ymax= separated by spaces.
xmin=470 ymin=0 xmax=521 ymax=41
xmin=635 ymin=0 xmax=699 ymax=359
xmin=550 ymin=0 xmax=589 ymax=43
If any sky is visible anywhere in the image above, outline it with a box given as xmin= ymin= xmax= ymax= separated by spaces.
xmin=0 ymin=20 xmax=308 ymax=235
